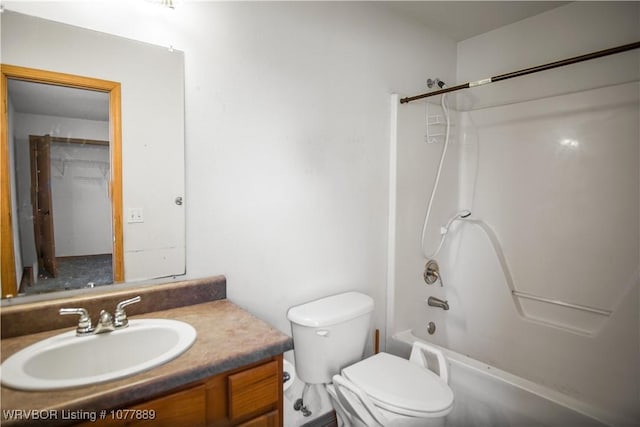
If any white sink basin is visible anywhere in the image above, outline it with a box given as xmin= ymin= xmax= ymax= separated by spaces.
xmin=1 ymin=319 xmax=196 ymax=391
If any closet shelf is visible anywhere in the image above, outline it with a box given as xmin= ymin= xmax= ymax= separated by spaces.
xmin=51 ymin=158 xmax=109 ymax=178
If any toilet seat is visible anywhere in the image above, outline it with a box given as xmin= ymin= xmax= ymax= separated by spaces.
xmin=341 ymin=352 xmax=454 ymax=418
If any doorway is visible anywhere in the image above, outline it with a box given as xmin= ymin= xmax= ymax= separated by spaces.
xmin=1 ymin=64 xmax=123 ymax=297
xmin=22 ymin=135 xmax=114 ymax=292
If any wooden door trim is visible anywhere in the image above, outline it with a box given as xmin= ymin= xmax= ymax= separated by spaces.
xmin=38 ymin=135 xmax=58 ymax=276
xmin=1 ymin=64 xmax=124 ymax=297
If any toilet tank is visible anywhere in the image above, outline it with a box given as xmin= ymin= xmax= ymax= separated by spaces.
xmin=287 ymin=292 xmax=374 ymax=384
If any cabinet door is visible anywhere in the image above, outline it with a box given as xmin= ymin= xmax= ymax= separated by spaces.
xmin=73 ymin=356 xmax=283 ymax=427
xmin=131 ymin=384 xmax=205 ymax=427
xmin=78 ymin=385 xmax=206 ymax=427
xmin=227 ymin=360 xmax=279 ymax=422
xmin=236 ymin=410 xmax=278 ymax=427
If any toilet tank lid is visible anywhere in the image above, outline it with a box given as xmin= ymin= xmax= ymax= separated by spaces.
xmin=287 ymin=292 xmax=374 ymax=327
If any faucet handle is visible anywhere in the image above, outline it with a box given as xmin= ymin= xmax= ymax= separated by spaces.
xmin=424 ymin=260 xmax=444 ymax=287
xmin=59 ymin=308 xmax=94 ymax=336
xmin=114 ymin=296 xmax=141 ymax=328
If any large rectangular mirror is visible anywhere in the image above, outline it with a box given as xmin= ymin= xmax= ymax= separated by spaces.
xmin=1 ymin=11 xmax=185 ymax=298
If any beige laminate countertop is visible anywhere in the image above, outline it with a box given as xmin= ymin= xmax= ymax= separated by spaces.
xmin=0 ymin=299 xmax=293 ymax=426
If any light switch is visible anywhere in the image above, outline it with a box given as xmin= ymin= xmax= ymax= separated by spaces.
xmin=127 ymin=208 xmax=144 ymax=223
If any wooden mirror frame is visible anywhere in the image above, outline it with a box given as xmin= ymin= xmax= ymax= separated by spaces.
xmin=1 ymin=64 xmax=124 ymax=297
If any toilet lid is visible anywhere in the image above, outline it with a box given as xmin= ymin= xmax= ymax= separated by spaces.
xmin=342 ymin=352 xmax=454 ymax=417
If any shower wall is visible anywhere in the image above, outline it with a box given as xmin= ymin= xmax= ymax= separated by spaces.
xmin=391 ymin=98 xmax=461 ymax=334
xmin=391 ymin=2 xmax=639 ymax=423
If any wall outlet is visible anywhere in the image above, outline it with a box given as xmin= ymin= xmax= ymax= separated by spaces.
xmin=127 ymin=208 xmax=144 ymax=223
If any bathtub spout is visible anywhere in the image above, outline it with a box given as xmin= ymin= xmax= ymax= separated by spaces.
xmin=428 ymin=296 xmax=449 ymax=310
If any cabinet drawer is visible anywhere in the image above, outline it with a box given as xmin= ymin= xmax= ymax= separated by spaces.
xmin=227 ymin=360 xmax=278 ymax=421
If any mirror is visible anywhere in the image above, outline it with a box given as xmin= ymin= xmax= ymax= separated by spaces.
xmin=1 ymin=11 xmax=185 ymax=299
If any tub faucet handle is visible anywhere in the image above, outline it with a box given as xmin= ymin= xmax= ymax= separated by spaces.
xmin=114 ymin=296 xmax=141 ymax=328
xmin=424 ymin=260 xmax=443 ymax=287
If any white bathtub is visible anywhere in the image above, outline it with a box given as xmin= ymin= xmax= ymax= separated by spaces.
xmin=392 ymin=330 xmax=621 ymax=427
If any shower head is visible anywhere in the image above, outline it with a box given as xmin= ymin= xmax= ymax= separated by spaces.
xmin=427 ymin=78 xmax=446 ymax=89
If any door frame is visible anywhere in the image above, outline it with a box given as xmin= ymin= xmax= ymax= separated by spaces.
xmin=1 ymin=64 xmax=124 ymax=297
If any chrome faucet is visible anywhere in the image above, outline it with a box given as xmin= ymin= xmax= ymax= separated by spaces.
xmin=427 ymin=296 xmax=450 ymax=311
xmin=59 ymin=296 xmax=141 ymax=336
xmin=94 ymin=310 xmax=115 ymax=334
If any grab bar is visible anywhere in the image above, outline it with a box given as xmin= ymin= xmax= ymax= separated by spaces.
xmin=511 ymin=290 xmax=612 ymax=316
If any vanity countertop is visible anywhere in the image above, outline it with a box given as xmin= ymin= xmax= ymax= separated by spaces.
xmin=0 ymin=299 xmax=293 ymax=426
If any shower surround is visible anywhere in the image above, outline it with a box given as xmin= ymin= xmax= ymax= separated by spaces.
xmin=388 ymin=2 xmax=639 ymax=424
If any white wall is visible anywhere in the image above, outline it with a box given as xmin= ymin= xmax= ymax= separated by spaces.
xmin=8 ymin=96 xmax=24 ymax=288
xmin=12 ymin=120 xmax=37 ymax=272
xmin=50 ymin=142 xmax=112 ymax=257
xmin=13 ymin=113 xmax=108 ymax=141
xmin=392 ymin=2 xmax=639 ymax=423
xmin=178 ymin=2 xmax=456 ymax=344
xmin=3 ymin=2 xmax=457 ymax=348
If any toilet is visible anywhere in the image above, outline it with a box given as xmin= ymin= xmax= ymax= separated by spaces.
xmin=287 ymin=292 xmax=454 ymax=427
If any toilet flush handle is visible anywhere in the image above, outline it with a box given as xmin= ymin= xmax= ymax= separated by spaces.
xmin=316 ymin=329 xmax=330 ymax=337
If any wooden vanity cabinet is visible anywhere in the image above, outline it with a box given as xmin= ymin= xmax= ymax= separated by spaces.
xmin=77 ymin=355 xmax=283 ymax=427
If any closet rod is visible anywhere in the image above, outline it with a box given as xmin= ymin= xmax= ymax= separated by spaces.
xmin=399 ymin=40 xmax=640 ymax=104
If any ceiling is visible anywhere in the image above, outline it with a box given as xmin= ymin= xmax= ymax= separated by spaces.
xmin=382 ymin=1 xmax=570 ymax=42
xmin=7 ymin=79 xmax=109 ymax=122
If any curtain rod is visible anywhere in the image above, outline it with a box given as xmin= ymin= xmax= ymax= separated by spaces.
xmin=399 ymin=41 xmax=640 ymax=104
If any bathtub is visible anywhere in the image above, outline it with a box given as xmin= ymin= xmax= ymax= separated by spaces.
xmin=392 ymin=330 xmax=620 ymax=427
